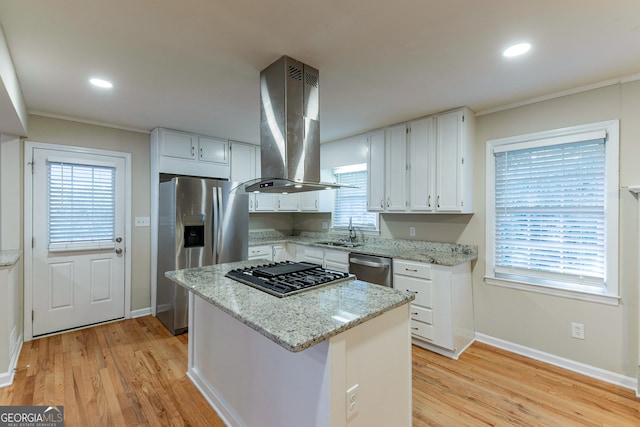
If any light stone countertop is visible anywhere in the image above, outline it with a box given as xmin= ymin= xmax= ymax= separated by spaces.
xmin=165 ymin=260 xmax=415 ymax=352
xmin=0 ymin=250 xmax=21 ymax=268
xmin=249 ymin=233 xmax=478 ymax=266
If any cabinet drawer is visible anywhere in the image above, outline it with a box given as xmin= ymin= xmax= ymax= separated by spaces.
xmin=411 ymin=319 xmax=434 ymax=341
xmin=395 ymin=275 xmax=432 ymax=308
xmin=394 ymin=260 xmax=431 ymax=279
xmin=410 ymin=305 xmax=433 ymax=324
xmin=248 ymin=245 xmax=271 ymax=258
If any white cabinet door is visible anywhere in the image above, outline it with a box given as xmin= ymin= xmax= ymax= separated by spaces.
xmin=254 ymin=193 xmax=276 ymax=211
xmin=277 ymin=194 xmax=299 ymax=211
xmin=409 ymin=117 xmax=435 ymax=211
xmin=323 ymin=248 xmax=349 ymax=272
xmin=272 ymin=244 xmax=287 ymax=262
xmin=300 ymin=191 xmax=319 ymax=211
xmin=230 ymin=141 xmax=257 ymax=182
xmin=385 ymin=124 xmax=407 ymax=211
xmin=436 ymin=109 xmax=465 ymax=212
xmin=367 ymin=130 xmax=386 ymax=211
xmin=199 ymin=136 xmax=228 ymax=165
xmin=160 ymin=129 xmax=196 ymax=160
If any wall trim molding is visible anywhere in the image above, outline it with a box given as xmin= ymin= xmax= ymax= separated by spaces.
xmin=475 ymin=333 xmax=637 ymax=392
xmin=0 ymin=335 xmax=23 ymax=388
xmin=130 ymin=307 xmax=152 ymax=319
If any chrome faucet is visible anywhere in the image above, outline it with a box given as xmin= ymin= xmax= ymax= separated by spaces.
xmin=348 ymin=217 xmax=356 ymax=243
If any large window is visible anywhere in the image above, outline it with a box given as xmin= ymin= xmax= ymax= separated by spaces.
xmin=485 ymin=121 xmax=619 ymax=304
xmin=332 ymin=163 xmax=378 ymax=231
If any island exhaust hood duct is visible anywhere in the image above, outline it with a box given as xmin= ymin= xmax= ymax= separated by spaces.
xmin=242 ymin=55 xmax=342 ymax=194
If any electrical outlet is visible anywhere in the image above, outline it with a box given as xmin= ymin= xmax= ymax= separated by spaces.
xmin=571 ymin=322 xmax=585 ymax=340
xmin=135 ymin=216 xmax=150 ymax=227
xmin=346 ymin=384 xmax=359 ymax=419
xmin=409 ymin=226 xmax=416 ymax=237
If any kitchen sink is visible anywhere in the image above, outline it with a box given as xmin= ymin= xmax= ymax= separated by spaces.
xmin=314 ymin=241 xmax=362 ymax=248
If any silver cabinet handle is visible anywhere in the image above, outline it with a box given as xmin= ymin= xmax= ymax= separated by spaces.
xmin=405 ymin=268 xmax=418 ymax=272
xmin=437 ymin=195 xmax=440 ymax=208
xmin=428 ymin=195 xmax=431 ymax=208
xmin=411 ymin=327 xmax=419 ymax=331
xmin=406 ymin=290 xmax=418 ymax=294
xmin=380 ymin=198 xmax=384 ymax=208
xmin=387 ymin=196 xmax=390 ymax=208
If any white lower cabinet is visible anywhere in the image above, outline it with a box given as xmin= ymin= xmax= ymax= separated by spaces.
xmin=285 ymin=244 xmax=349 ymax=272
xmin=393 ymin=258 xmax=474 ymax=359
xmin=323 ymin=248 xmax=349 ymax=273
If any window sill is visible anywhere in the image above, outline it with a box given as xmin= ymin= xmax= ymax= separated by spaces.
xmin=484 ymin=276 xmax=620 ymax=306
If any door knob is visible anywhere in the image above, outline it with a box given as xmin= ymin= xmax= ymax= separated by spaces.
xmin=115 ymin=248 xmax=123 ymax=255
xmin=115 ymin=237 xmax=123 ymax=243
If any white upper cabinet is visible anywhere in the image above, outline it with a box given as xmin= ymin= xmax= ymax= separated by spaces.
xmin=408 ymin=117 xmax=435 ymax=212
xmin=153 ymin=128 xmax=230 ymax=179
xmin=385 ymin=124 xmax=408 ymax=211
xmin=366 ymin=107 xmax=474 ymax=214
xmin=230 ymin=141 xmax=257 ymax=183
xmin=435 ymin=108 xmax=474 ymax=213
xmin=367 ymin=130 xmax=386 ymax=211
xmin=160 ymin=129 xmax=197 ymax=160
xmin=367 ymin=125 xmax=408 ymax=212
xmin=199 ymin=136 xmax=229 ymax=164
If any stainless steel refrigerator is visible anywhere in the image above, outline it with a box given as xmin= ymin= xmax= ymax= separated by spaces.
xmin=156 ymin=176 xmax=248 ymax=335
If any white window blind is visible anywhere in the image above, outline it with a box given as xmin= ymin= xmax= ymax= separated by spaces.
xmin=333 ymin=166 xmax=378 ymax=230
xmin=48 ymin=161 xmax=116 ymax=251
xmin=494 ymin=138 xmax=606 ymax=287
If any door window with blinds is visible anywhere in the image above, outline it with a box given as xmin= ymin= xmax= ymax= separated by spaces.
xmin=485 ymin=121 xmax=619 ymax=303
xmin=47 ymin=161 xmax=116 ymax=251
xmin=332 ymin=163 xmax=378 ymax=231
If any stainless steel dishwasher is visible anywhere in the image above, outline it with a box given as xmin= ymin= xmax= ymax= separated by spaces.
xmin=348 ymin=253 xmax=393 ymax=287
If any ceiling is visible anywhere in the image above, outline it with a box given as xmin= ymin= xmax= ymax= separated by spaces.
xmin=0 ymin=0 xmax=639 ymax=143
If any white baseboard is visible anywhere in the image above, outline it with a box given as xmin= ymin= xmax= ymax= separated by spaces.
xmin=0 ymin=335 xmax=24 ymax=388
xmin=130 ymin=307 xmax=152 ymax=318
xmin=476 ymin=333 xmax=637 ymax=392
xmin=187 ymin=367 xmax=243 ymax=427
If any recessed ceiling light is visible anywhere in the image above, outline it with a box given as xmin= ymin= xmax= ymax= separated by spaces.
xmin=503 ymin=42 xmax=531 ymax=58
xmin=89 ymin=78 xmax=113 ymax=88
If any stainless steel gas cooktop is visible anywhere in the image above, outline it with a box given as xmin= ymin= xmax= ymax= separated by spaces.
xmin=225 ymin=261 xmax=353 ymax=297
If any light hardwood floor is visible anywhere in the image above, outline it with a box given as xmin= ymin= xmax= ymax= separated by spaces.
xmin=2 ymin=316 xmax=639 ymax=426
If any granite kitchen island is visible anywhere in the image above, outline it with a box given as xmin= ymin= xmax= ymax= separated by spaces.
xmin=166 ymin=260 xmax=415 ymax=427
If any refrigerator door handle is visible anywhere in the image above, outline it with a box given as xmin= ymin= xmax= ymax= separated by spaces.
xmin=213 ymin=186 xmax=223 ymax=264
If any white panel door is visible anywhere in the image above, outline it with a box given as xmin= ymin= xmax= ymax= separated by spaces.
xmin=436 ymin=110 xmax=463 ymax=212
xmin=31 ymin=147 xmax=126 ymax=336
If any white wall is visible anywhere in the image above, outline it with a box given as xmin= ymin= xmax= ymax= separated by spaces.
xmin=321 ymin=133 xmax=368 ymax=169
xmin=25 ymin=115 xmax=151 ymax=310
xmin=463 ymin=82 xmax=640 ymax=377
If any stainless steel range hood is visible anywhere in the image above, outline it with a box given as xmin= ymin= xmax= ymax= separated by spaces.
xmin=241 ymin=55 xmax=341 ymax=194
